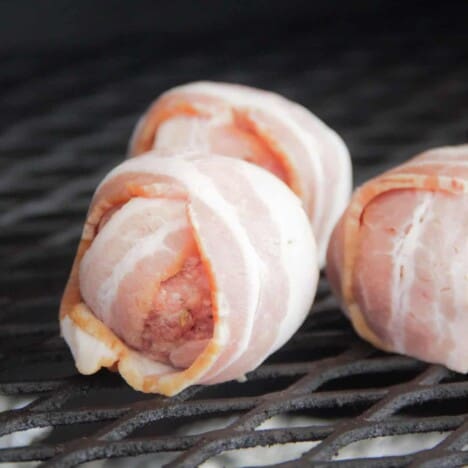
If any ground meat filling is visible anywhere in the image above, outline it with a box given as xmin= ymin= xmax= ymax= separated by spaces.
xmin=90 ymin=199 xmax=215 ymax=370
xmin=141 ymin=255 xmax=214 ymax=368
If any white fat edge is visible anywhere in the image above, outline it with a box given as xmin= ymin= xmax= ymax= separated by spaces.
xmin=278 ymin=98 xmax=352 ymax=259
xmin=445 ymin=356 xmax=468 ymax=374
xmin=112 ymin=154 xmax=262 ymax=382
xmin=239 ymin=162 xmax=318 ymax=355
xmin=61 ymin=315 xmax=117 ymax=375
xmin=410 ymin=159 xmax=468 ymax=168
xmin=390 ymin=192 xmax=434 ymax=353
xmin=314 ymin=130 xmax=352 ymax=267
xmin=412 ymin=145 xmax=468 ymax=163
xmin=176 ymin=81 xmax=326 ymax=230
xmin=96 ymin=150 xmax=193 ymax=190
xmin=154 ymin=116 xmax=213 ymax=153
xmin=410 ymin=195 xmax=455 ymax=359
xmin=80 ymin=198 xmax=187 ymax=326
xmin=118 ymin=349 xmax=176 ymax=381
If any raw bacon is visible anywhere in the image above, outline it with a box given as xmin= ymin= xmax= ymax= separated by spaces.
xmin=128 ymin=81 xmax=351 ymax=265
xmin=327 ymin=145 xmax=468 ymax=372
xmin=61 ymin=151 xmax=318 ymax=395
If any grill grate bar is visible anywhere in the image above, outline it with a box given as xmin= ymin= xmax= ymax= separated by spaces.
xmin=296 ymin=368 xmax=466 ymax=462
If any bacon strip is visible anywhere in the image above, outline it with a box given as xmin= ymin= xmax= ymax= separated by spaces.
xmin=61 ymin=151 xmax=318 ymax=395
xmin=128 ymin=81 xmax=351 ymax=265
xmin=327 ymin=145 xmax=468 ymax=372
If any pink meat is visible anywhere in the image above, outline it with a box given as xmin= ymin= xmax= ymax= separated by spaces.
xmin=327 ymin=145 xmax=468 ymax=373
xmin=142 ymin=256 xmax=213 ymax=368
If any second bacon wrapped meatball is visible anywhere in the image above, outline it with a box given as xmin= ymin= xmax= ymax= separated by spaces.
xmin=129 ymin=81 xmax=352 ymax=266
xmin=327 ymin=145 xmax=468 ymax=373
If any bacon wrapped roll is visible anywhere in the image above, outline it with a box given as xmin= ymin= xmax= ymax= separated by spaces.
xmin=61 ymin=151 xmax=318 ymax=395
xmin=327 ymin=145 xmax=468 ymax=372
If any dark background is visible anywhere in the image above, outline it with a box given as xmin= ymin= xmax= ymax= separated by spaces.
xmin=0 ymin=1 xmax=466 ymax=59
xmin=1 ymin=0 xmax=459 ymax=53
xmin=1 ymin=0 xmax=466 ymax=167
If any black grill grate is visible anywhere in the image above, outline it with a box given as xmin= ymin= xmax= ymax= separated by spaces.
xmin=0 ymin=8 xmax=468 ymax=467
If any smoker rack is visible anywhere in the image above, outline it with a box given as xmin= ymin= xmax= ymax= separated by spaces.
xmin=0 ymin=10 xmax=467 ymax=468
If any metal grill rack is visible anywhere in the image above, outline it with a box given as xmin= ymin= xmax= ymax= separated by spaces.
xmin=0 ymin=7 xmax=467 ymax=467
